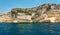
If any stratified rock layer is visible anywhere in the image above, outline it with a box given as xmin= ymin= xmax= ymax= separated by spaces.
xmin=0 ymin=4 xmax=60 ymax=22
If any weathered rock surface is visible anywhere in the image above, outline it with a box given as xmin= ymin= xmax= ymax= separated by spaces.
xmin=0 ymin=3 xmax=60 ymax=22
xmin=32 ymin=4 xmax=60 ymax=22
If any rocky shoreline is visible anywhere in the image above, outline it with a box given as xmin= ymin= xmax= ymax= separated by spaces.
xmin=0 ymin=4 xmax=60 ymax=23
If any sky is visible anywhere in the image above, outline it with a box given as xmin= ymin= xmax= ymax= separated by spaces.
xmin=0 ymin=0 xmax=60 ymax=13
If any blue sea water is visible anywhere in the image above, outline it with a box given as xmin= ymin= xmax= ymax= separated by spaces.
xmin=0 ymin=22 xmax=60 ymax=35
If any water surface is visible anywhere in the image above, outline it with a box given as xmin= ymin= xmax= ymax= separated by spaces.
xmin=0 ymin=22 xmax=60 ymax=35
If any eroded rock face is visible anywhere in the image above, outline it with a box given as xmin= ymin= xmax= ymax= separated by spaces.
xmin=1 ymin=3 xmax=60 ymax=22
xmin=32 ymin=4 xmax=60 ymax=22
xmin=0 ymin=14 xmax=13 ymax=22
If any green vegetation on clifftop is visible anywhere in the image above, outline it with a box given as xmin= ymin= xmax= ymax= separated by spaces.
xmin=12 ymin=8 xmax=32 ymax=15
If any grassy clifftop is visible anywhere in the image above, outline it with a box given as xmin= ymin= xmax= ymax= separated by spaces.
xmin=11 ymin=8 xmax=33 ymax=15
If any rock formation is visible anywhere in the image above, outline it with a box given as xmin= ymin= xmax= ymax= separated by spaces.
xmin=0 ymin=3 xmax=60 ymax=22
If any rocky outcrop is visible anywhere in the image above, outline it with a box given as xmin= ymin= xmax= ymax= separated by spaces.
xmin=32 ymin=4 xmax=60 ymax=22
xmin=0 ymin=3 xmax=60 ymax=22
xmin=0 ymin=14 xmax=13 ymax=22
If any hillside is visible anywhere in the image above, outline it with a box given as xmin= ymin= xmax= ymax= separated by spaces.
xmin=0 ymin=3 xmax=60 ymax=22
xmin=32 ymin=4 xmax=60 ymax=22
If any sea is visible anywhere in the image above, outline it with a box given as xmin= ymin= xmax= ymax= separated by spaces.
xmin=0 ymin=22 xmax=60 ymax=35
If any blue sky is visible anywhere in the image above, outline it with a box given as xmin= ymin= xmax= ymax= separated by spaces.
xmin=0 ymin=0 xmax=60 ymax=13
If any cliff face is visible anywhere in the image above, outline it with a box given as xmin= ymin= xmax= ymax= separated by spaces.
xmin=0 ymin=4 xmax=60 ymax=22
xmin=32 ymin=4 xmax=60 ymax=22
